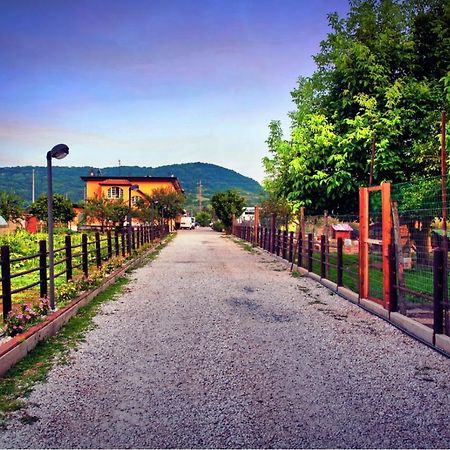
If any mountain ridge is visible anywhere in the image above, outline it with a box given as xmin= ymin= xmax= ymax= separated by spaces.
xmin=0 ymin=162 xmax=264 ymax=208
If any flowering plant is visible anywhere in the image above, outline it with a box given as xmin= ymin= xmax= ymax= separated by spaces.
xmin=3 ymin=299 xmax=49 ymax=337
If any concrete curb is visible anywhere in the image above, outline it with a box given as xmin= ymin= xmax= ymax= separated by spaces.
xmin=0 ymin=240 xmax=165 ymax=377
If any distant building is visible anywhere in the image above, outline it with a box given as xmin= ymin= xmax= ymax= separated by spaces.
xmin=80 ymin=175 xmax=184 ymax=230
xmin=237 ymin=207 xmax=255 ymax=224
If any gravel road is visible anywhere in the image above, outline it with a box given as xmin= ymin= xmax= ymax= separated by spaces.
xmin=1 ymin=228 xmax=450 ymax=449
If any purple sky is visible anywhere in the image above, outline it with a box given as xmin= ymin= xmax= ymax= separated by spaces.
xmin=0 ymin=0 xmax=349 ymax=182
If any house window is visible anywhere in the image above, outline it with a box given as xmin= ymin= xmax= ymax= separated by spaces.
xmin=107 ymin=187 xmax=123 ymax=199
xmin=131 ymin=196 xmax=140 ymax=206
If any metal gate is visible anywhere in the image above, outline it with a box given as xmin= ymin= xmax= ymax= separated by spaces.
xmin=359 ymin=184 xmax=393 ymax=310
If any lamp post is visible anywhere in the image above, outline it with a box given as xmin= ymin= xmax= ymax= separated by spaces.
xmin=47 ymin=143 xmax=69 ymax=310
xmin=127 ymin=184 xmax=139 ymax=254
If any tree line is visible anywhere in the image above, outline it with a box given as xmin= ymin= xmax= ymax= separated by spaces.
xmin=263 ymin=0 xmax=450 ymax=215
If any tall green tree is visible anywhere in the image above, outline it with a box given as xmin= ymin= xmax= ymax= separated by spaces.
xmin=211 ymin=190 xmax=245 ymax=232
xmin=0 ymin=192 xmax=25 ymax=223
xmin=263 ymin=0 xmax=450 ymax=214
xmin=29 ymin=194 xmax=75 ymax=225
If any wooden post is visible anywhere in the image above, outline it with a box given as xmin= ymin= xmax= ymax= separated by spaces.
xmin=391 ymin=201 xmax=406 ymax=314
xmin=82 ymin=234 xmax=88 ymax=277
xmin=65 ymin=234 xmax=72 ymax=281
xmin=121 ymin=231 xmax=126 ymax=257
xmin=289 ymin=231 xmax=294 ymax=263
xmin=95 ymin=232 xmax=101 ymax=267
xmin=433 ymin=248 xmax=444 ymax=335
xmin=324 ymin=210 xmax=329 ymax=278
xmin=1 ymin=245 xmax=12 ymax=320
xmin=107 ymin=231 xmax=112 ymax=260
xmin=337 ymin=237 xmax=343 ymax=287
xmin=282 ymin=230 xmax=288 ymax=260
xmin=298 ymin=232 xmax=303 ymax=269
xmin=308 ymin=233 xmax=313 ymax=272
xmin=270 ymin=214 xmax=276 ymax=254
xmin=39 ymin=240 xmax=47 ymax=298
xmin=320 ymin=235 xmax=326 ymax=278
xmin=254 ymin=206 xmax=259 ymax=246
xmin=114 ymin=230 xmax=120 ymax=257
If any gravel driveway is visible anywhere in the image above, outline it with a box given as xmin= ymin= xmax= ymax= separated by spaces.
xmin=1 ymin=228 xmax=450 ymax=449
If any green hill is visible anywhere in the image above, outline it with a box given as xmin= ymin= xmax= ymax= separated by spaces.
xmin=0 ymin=162 xmax=264 ymax=209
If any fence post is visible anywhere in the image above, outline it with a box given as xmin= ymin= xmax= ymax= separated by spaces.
xmin=308 ymin=233 xmax=313 ymax=272
xmin=82 ymin=234 xmax=88 ymax=277
xmin=282 ymin=230 xmax=287 ymax=260
xmin=121 ymin=230 xmax=126 ymax=257
xmin=297 ymin=233 xmax=303 ymax=268
xmin=132 ymin=227 xmax=136 ymax=251
xmin=107 ymin=231 xmax=112 ymax=261
xmin=289 ymin=231 xmax=294 ymax=263
xmin=65 ymin=235 xmax=72 ymax=282
xmin=270 ymin=214 xmax=276 ymax=253
xmin=320 ymin=235 xmax=326 ymax=278
xmin=389 ymin=244 xmax=398 ymax=312
xmin=433 ymin=248 xmax=444 ymax=335
xmin=95 ymin=232 xmax=101 ymax=267
xmin=337 ymin=237 xmax=343 ymax=287
xmin=39 ymin=240 xmax=47 ymax=298
xmin=276 ymin=230 xmax=281 ymax=256
xmin=1 ymin=245 xmax=12 ymax=320
xmin=114 ymin=230 xmax=120 ymax=257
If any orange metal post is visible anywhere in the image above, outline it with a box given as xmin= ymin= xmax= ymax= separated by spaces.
xmin=359 ymin=187 xmax=369 ymax=299
xmin=382 ymin=183 xmax=392 ymax=310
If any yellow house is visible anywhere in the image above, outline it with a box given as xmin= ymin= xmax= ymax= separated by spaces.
xmin=80 ymin=175 xmax=184 ymax=229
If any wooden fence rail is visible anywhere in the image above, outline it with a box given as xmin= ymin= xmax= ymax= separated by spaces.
xmin=0 ymin=224 xmax=168 ymax=320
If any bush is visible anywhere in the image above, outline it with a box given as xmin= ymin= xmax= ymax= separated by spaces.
xmin=4 ymin=299 xmax=49 ymax=337
xmin=212 ymin=220 xmax=224 ymax=232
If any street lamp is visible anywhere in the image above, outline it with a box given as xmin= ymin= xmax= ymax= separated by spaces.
xmin=47 ymin=143 xmax=69 ymax=310
xmin=127 ymin=184 xmax=139 ymax=254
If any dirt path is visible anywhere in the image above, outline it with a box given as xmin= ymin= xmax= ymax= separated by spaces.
xmin=1 ymin=228 xmax=450 ymax=448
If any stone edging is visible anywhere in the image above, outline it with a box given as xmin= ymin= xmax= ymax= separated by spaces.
xmin=0 ymin=241 xmax=161 ymax=377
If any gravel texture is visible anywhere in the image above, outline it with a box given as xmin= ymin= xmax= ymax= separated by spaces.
xmin=1 ymin=228 xmax=450 ymax=449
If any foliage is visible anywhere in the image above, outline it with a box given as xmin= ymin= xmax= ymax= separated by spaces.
xmin=4 ymin=299 xmax=50 ymax=337
xmin=0 ymin=163 xmax=263 ymax=209
xmin=0 ymin=192 xmax=25 ymax=223
xmin=211 ymin=220 xmax=224 ymax=232
xmin=259 ymin=193 xmax=294 ymax=228
xmin=142 ymin=188 xmax=185 ymax=222
xmin=29 ymin=194 xmax=75 ymax=225
xmin=211 ymin=190 xmax=245 ymax=231
xmin=196 ymin=211 xmax=212 ymax=227
xmin=263 ymin=0 xmax=450 ymax=214
xmin=82 ymin=195 xmax=128 ymax=229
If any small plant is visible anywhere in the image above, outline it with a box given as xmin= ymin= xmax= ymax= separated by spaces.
xmin=291 ymin=270 xmax=302 ymax=278
xmin=212 ymin=220 xmax=224 ymax=232
xmin=4 ymin=300 xmax=48 ymax=337
xmin=55 ymin=281 xmax=79 ymax=304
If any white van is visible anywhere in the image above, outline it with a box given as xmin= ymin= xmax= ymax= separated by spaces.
xmin=180 ymin=217 xmax=194 ymax=229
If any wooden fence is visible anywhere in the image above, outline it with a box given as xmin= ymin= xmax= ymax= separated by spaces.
xmin=0 ymin=224 xmax=168 ymax=320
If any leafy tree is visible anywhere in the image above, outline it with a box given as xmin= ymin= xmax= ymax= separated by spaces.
xmin=211 ymin=190 xmax=245 ymax=232
xmin=29 ymin=194 xmax=75 ymax=225
xmin=259 ymin=193 xmax=293 ymax=229
xmin=263 ymin=0 xmax=450 ymax=214
xmin=196 ymin=211 xmax=212 ymax=227
xmin=0 ymin=192 xmax=25 ymax=223
xmin=143 ymin=188 xmax=185 ymax=223
xmin=83 ymin=195 xmax=129 ymax=229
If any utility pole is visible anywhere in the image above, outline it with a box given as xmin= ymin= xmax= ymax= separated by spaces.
xmin=32 ymin=168 xmax=35 ymax=203
xmin=197 ymin=180 xmax=203 ymax=210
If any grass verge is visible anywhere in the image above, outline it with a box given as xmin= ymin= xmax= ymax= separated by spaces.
xmin=0 ymin=234 xmax=175 ymax=429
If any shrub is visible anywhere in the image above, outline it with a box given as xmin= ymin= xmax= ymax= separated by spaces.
xmin=4 ymin=300 xmax=48 ymax=337
xmin=212 ymin=220 xmax=224 ymax=232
